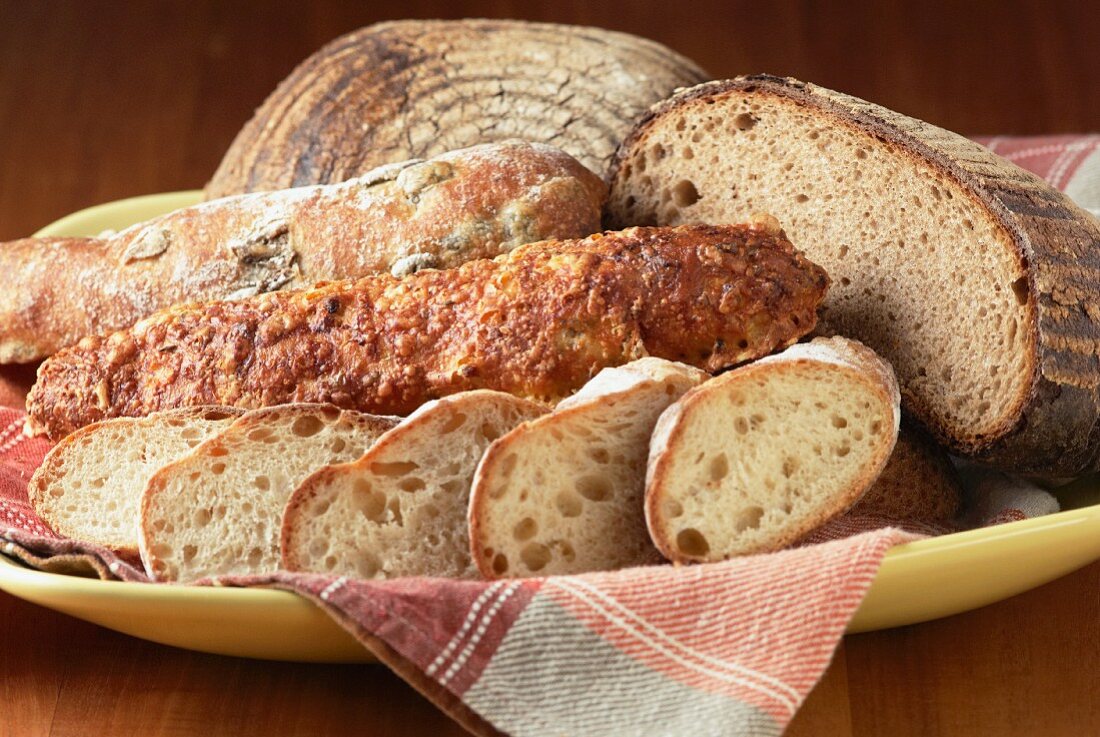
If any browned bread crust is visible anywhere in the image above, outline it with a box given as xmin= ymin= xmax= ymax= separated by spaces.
xmin=1 ymin=141 xmax=605 ymax=363
xmin=608 ymin=75 xmax=1100 ymax=475
xmin=26 ymin=222 xmax=828 ymax=440
xmin=205 ymin=19 xmax=708 ymax=198
xmin=851 ymin=424 xmax=962 ymax=522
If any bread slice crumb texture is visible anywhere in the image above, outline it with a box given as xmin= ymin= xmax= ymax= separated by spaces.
xmin=608 ymin=80 xmax=1034 ymax=452
xmin=139 ymin=404 xmax=396 ymax=582
xmin=281 ymin=391 xmax=546 ymax=580
xmin=28 ymin=406 xmax=242 ymax=555
xmin=469 ymin=358 xmax=707 ymax=578
xmin=646 ymin=337 xmax=900 ymax=562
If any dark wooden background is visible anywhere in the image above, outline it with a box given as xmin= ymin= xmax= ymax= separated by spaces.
xmin=1 ymin=1 xmax=1098 ymax=735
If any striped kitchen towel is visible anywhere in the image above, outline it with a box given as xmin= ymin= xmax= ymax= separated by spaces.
xmin=0 ymin=134 xmax=1096 ymax=737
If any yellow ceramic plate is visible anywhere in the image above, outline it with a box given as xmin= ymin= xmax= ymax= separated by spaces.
xmin=1 ymin=192 xmax=1097 ymax=662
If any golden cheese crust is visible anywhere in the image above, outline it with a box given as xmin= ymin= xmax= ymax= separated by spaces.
xmin=27 ymin=223 xmax=829 ymax=439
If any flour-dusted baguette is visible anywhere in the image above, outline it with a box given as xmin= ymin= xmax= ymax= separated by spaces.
xmin=645 ymin=337 xmax=900 ymax=563
xmin=1 ymin=141 xmax=605 ymax=363
xmin=28 ymin=406 xmax=241 ymax=556
xmin=469 ymin=358 xmax=706 ymax=579
xmin=139 ymin=404 xmax=396 ymax=582
xmin=27 ymin=221 xmax=829 ymax=440
xmin=607 ymin=76 xmax=1100 ymax=475
xmin=206 ymin=19 xmax=708 ymax=198
xmin=281 ymin=391 xmax=545 ymax=579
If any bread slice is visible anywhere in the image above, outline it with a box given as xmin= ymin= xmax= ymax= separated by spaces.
xmin=469 ymin=358 xmax=707 ymax=578
xmin=28 ymin=406 xmax=242 ymax=555
xmin=607 ymin=75 xmax=1100 ymax=475
xmin=281 ymin=391 xmax=546 ymax=580
xmin=852 ymin=425 xmax=961 ymax=523
xmin=139 ymin=404 xmax=396 ymax=582
xmin=645 ymin=337 xmax=900 ymax=563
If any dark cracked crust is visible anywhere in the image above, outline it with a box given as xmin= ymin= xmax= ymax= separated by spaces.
xmin=609 ymin=75 xmax=1100 ymax=475
xmin=204 ymin=19 xmax=708 ymax=197
xmin=27 ymin=222 xmax=829 ymax=440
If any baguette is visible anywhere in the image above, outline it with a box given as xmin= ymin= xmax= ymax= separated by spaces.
xmin=281 ymin=391 xmax=546 ymax=579
xmin=645 ymin=337 xmax=900 ymax=563
xmin=1 ymin=140 xmax=605 ymax=363
xmin=26 ymin=221 xmax=829 ymax=440
xmin=206 ymin=19 xmax=708 ymax=197
xmin=468 ymin=358 xmax=706 ymax=578
xmin=139 ymin=404 xmax=396 ymax=582
xmin=606 ymin=76 xmax=1100 ymax=474
xmin=28 ymin=406 xmax=241 ymax=556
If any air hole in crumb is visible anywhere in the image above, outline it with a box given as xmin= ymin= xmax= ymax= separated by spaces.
xmin=836 ymin=445 xmax=851 ymax=458
xmin=782 ymin=457 xmax=798 ymax=478
xmin=253 ymin=476 xmax=270 ymax=491
xmin=554 ymin=490 xmax=583 ymax=517
xmin=355 ymin=486 xmax=388 ymax=523
xmin=330 ymin=438 xmax=346 ymax=454
xmin=664 ymin=499 xmax=684 ymax=518
xmin=1010 ymin=277 xmax=1029 ymax=305
xmin=480 ymin=422 xmax=501 ymax=442
xmin=831 ymin=415 xmax=848 ymax=429
xmin=441 ymin=412 xmax=467 ymax=434
xmin=708 ymin=453 xmax=729 ymax=482
xmin=291 ymin=416 xmax=324 ymax=437
xmin=399 ymin=477 xmax=426 ymax=492
xmin=182 ymin=545 xmax=197 ymax=563
xmin=588 ymin=447 xmax=611 ymax=464
xmin=870 ymin=420 xmax=883 ymax=435
xmin=499 ymin=454 xmax=518 ymax=479
xmin=211 ymin=462 xmax=226 ymax=475
xmin=671 ymin=180 xmax=700 ymax=207
xmin=733 ymin=113 xmax=757 ymax=131
xmin=193 ymin=508 xmax=212 ymax=527
xmin=492 ymin=552 xmax=509 ymax=575
xmin=513 ymin=517 xmax=538 ymax=541
xmin=208 ymin=445 xmax=228 ymax=457
xmin=795 ymin=194 xmax=809 ymax=203
xmin=735 ymin=506 xmax=764 ymax=532
xmin=734 ymin=417 xmax=749 ymax=435
xmin=247 ymin=428 xmax=272 ymax=442
xmin=676 ymin=528 xmax=710 ymax=557
xmin=557 ymin=541 xmax=576 ymax=562
xmin=521 ymin=542 xmax=552 ymax=572
xmin=576 ymin=475 xmax=611 ymax=502
xmin=247 ymin=547 xmax=263 ymax=567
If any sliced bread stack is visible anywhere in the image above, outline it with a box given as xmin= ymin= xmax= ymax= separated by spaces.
xmin=281 ymin=391 xmax=546 ymax=579
xmin=140 ymin=404 xmax=397 ymax=582
xmin=607 ymin=75 xmax=1100 ymax=476
xmin=469 ymin=358 xmax=707 ymax=578
xmin=645 ymin=337 xmax=900 ymax=563
xmin=28 ymin=407 xmax=242 ymax=557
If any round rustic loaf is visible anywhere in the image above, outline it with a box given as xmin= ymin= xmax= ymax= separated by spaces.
xmin=205 ymin=19 xmax=708 ymax=199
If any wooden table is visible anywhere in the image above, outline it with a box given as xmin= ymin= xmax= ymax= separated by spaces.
xmin=2 ymin=2 xmax=1097 ymax=735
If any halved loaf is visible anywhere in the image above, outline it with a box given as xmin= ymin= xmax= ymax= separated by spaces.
xmin=469 ymin=358 xmax=707 ymax=578
xmin=607 ymin=75 xmax=1100 ymax=475
xmin=281 ymin=391 xmax=546 ymax=580
xmin=28 ymin=406 xmax=242 ymax=556
xmin=139 ymin=404 xmax=396 ymax=582
xmin=645 ymin=337 xmax=900 ymax=563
